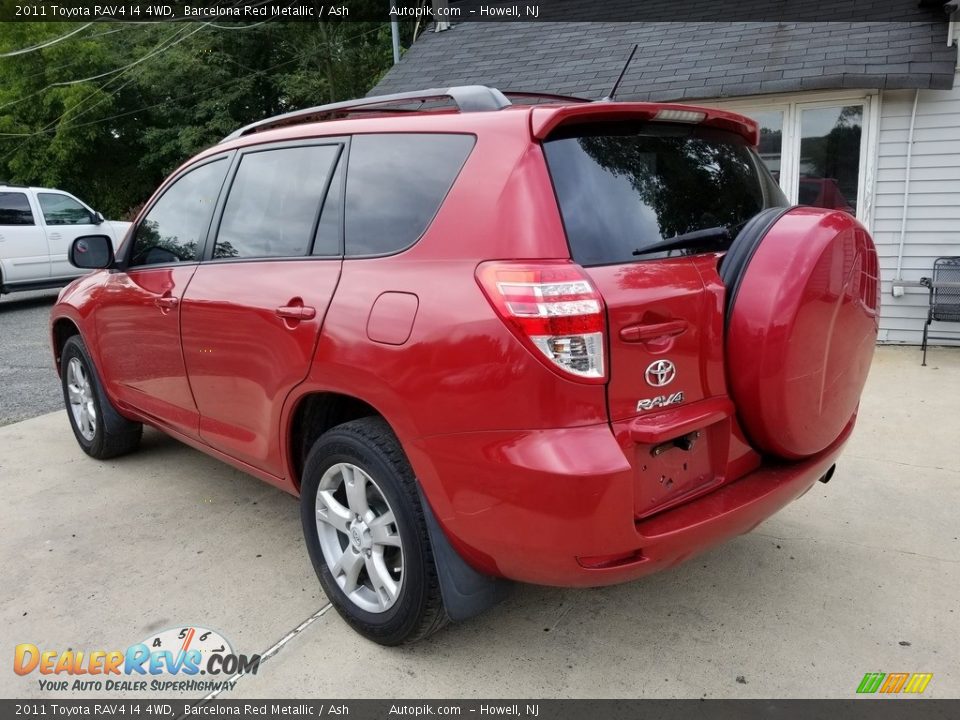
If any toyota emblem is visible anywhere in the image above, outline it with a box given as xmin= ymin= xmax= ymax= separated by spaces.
xmin=645 ymin=359 xmax=676 ymax=387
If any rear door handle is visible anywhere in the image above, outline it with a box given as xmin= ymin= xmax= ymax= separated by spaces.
xmin=276 ymin=303 xmax=316 ymax=321
xmin=154 ymin=295 xmax=178 ymax=312
xmin=619 ymin=320 xmax=688 ymax=343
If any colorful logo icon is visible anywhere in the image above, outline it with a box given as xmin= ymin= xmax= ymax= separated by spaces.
xmin=857 ymin=672 xmax=933 ymax=695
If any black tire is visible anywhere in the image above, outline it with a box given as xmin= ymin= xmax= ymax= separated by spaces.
xmin=60 ymin=335 xmax=142 ymax=459
xmin=300 ymin=417 xmax=448 ymax=645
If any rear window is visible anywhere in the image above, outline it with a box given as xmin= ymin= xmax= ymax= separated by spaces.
xmin=543 ymin=123 xmax=785 ymax=266
xmin=0 ymin=192 xmax=34 ymax=225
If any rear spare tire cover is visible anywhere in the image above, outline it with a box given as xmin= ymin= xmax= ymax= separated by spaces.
xmin=724 ymin=207 xmax=880 ymax=460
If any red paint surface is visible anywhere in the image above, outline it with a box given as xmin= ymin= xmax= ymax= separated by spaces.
xmin=727 ymin=207 xmax=880 ymax=459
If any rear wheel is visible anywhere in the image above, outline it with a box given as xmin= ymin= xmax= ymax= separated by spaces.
xmin=60 ymin=335 xmax=142 ymax=459
xmin=300 ymin=417 xmax=447 ymax=645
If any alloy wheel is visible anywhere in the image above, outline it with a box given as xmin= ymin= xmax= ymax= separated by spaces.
xmin=314 ymin=462 xmax=404 ymax=613
xmin=66 ymin=357 xmax=97 ymax=442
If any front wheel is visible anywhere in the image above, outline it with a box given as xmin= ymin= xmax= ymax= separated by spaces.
xmin=300 ymin=417 xmax=447 ymax=645
xmin=60 ymin=335 xmax=142 ymax=459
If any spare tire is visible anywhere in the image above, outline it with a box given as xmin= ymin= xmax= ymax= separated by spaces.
xmin=721 ymin=206 xmax=880 ymax=460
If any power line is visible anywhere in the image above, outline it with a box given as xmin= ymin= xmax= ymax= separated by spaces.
xmin=32 ymin=25 xmax=195 ymax=131
xmin=17 ymin=27 xmax=128 ymax=83
xmin=0 ymin=24 xmax=192 ymax=144
xmin=62 ymin=52 xmax=309 ymax=131
xmin=44 ymin=5 xmax=276 ymax=130
xmin=2 ymin=22 xmax=386 ymax=139
xmin=0 ymin=24 xmax=94 ymax=58
xmin=0 ymin=0 xmax=270 ymax=109
xmin=207 ymin=20 xmax=272 ymax=30
xmin=0 ymin=18 xmax=390 ymax=145
xmin=51 ymin=23 xmax=207 ymax=87
xmin=0 ymin=26 xmax=155 ymax=113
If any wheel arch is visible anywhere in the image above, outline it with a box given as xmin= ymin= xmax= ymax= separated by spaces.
xmin=51 ymin=315 xmax=82 ymax=377
xmin=286 ymin=390 xmax=386 ymax=492
xmin=288 ymin=389 xmax=509 ymax=623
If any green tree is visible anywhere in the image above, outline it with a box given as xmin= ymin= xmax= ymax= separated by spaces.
xmin=0 ymin=18 xmax=401 ymax=218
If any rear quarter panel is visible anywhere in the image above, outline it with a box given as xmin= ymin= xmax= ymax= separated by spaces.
xmin=281 ymin=114 xmax=607 ymax=501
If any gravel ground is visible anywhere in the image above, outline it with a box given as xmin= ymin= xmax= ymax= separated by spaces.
xmin=0 ymin=288 xmax=62 ymax=427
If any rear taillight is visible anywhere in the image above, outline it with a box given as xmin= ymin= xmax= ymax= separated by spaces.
xmin=476 ymin=261 xmax=606 ymax=383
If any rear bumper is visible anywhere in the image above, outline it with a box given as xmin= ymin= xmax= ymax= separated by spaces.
xmin=410 ymin=420 xmax=852 ymax=587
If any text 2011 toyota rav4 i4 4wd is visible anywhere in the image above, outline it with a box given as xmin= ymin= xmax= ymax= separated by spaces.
xmin=51 ymin=87 xmax=879 ymax=645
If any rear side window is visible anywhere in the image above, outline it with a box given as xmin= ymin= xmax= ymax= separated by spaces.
xmin=130 ymin=159 xmax=228 ymax=267
xmin=543 ymin=123 xmax=778 ymax=266
xmin=215 ymin=144 xmax=341 ymax=260
xmin=0 ymin=192 xmax=34 ymax=225
xmin=345 ymin=133 xmax=474 ymax=256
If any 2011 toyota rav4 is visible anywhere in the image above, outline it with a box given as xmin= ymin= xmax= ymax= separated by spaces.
xmin=50 ymin=86 xmax=879 ymax=645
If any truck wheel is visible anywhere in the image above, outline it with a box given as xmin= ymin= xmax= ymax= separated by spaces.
xmin=60 ymin=335 xmax=142 ymax=459
xmin=300 ymin=417 xmax=448 ymax=645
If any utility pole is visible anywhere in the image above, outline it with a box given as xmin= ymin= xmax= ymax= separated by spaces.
xmin=433 ymin=0 xmax=451 ymax=32
xmin=390 ymin=1 xmax=401 ymax=64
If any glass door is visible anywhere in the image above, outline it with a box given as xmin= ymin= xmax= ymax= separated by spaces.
xmin=713 ymin=95 xmax=872 ymax=222
xmin=796 ymin=104 xmax=863 ymax=216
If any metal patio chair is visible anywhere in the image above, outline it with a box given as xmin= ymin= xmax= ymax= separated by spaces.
xmin=920 ymin=256 xmax=960 ymax=366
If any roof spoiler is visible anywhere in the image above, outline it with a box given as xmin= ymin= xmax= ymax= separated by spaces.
xmin=530 ymin=102 xmax=761 ymax=146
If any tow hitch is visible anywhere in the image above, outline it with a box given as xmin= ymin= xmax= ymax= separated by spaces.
xmin=650 ymin=430 xmax=702 ymax=457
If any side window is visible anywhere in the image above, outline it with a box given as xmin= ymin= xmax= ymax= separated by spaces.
xmin=0 ymin=192 xmax=35 ymax=226
xmin=129 ymin=159 xmax=228 ymax=267
xmin=312 ymin=155 xmax=344 ymax=257
xmin=38 ymin=193 xmax=94 ymax=225
xmin=215 ymin=145 xmax=340 ymax=260
xmin=344 ymin=134 xmax=475 ymax=256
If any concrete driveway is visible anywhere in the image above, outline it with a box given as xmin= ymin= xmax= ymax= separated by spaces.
xmin=1 ymin=346 xmax=958 ymax=699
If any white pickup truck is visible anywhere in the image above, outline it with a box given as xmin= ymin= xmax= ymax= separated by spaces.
xmin=0 ymin=184 xmax=131 ymax=295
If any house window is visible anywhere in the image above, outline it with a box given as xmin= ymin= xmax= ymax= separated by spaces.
xmin=713 ymin=94 xmax=873 ymax=222
xmin=753 ymin=110 xmax=784 ymax=181
xmin=798 ymin=105 xmax=862 ymax=215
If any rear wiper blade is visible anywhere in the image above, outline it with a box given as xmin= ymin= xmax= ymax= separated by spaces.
xmin=632 ymin=226 xmax=731 ymax=256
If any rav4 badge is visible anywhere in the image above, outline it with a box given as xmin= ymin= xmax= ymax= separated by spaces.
xmin=637 ymin=391 xmax=685 ymax=412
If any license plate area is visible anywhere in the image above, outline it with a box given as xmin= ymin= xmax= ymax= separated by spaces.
xmin=615 ymin=418 xmax=734 ymax=519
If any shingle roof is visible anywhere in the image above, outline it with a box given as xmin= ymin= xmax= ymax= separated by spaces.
xmin=371 ymin=21 xmax=958 ymax=101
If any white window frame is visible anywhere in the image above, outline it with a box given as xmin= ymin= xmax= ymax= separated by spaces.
xmin=704 ymin=90 xmax=881 ymax=231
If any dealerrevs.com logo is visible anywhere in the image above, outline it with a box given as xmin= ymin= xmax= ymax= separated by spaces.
xmin=14 ymin=626 xmax=260 ymax=693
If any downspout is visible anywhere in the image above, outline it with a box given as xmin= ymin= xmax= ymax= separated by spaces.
xmin=892 ymin=88 xmax=920 ymax=295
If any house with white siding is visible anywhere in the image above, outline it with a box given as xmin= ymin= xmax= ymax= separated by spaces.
xmin=372 ymin=6 xmax=960 ymax=345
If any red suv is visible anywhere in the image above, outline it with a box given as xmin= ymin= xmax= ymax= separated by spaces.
xmin=51 ymin=87 xmax=880 ymax=645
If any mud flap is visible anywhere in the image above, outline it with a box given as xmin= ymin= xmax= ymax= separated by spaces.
xmin=418 ymin=488 xmax=512 ymax=622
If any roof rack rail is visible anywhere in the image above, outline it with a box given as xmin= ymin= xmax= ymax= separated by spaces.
xmin=221 ymin=85 xmax=512 ymax=142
